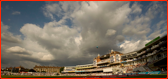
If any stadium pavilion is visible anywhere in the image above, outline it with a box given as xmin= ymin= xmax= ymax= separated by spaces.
xmin=61 ymin=35 xmax=167 ymax=76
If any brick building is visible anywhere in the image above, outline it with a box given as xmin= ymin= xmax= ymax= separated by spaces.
xmin=4 ymin=66 xmax=25 ymax=72
xmin=5 ymin=67 xmax=13 ymax=71
xmin=33 ymin=65 xmax=62 ymax=73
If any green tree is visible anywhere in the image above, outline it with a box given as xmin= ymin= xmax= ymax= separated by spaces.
xmin=41 ymin=71 xmax=46 ymax=73
xmin=60 ymin=67 xmax=64 ymax=73
xmin=24 ymin=69 xmax=29 ymax=72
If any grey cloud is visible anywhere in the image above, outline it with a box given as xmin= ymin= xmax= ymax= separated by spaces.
xmin=1 ymin=33 xmax=21 ymax=43
xmin=116 ymin=35 xmax=124 ymax=42
xmin=1 ymin=22 xmax=22 ymax=43
xmin=1 ymin=53 xmax=40 ymax=68
xmin=131 ymin=2 xmax=142 ymax=14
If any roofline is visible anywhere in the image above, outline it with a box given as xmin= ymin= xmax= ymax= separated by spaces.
xmin=64 ymin=66 xmax=76 ymax=67
xmin=76 ymin=64 xmax=93 ymax=66
xmin=123 ymin=51 xmax=138 ymax=55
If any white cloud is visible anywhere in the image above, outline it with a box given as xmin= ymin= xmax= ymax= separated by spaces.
xmin=148 ymin=20 xmax=167 ymax=39
xmin=6 ymin=46 xmax=54 ymax=61
xmin=148 ymin=30 xmax=166 ymax=39
xmin=105 ymin=29 xmax=116 ymax=36
xmin=6 ymin=46 xmax=27 ymax=53
xmin=20 ymin=21 xmax=81 ymax=60
xmin=41 ymin=1 xmax=166 ymax=56
xmin=1 ymin=22 xmax=22 ymax=43
xmin=75 ymin=35 xmax=82 ymax=46
xmin=12 ymin=11 xmax=21 ymax=15
xmin=33 ymin=52 xmax=54 ymax=61
xmin=6 ymin=46 xmax=32 ymax=57
xmin=122 ymin=15 xmax=151 ymax=41
xmin=1 ymin=33 xmax=22 ymax=43
xmin=1 ymin=22 xmax=9 ymax=33
xmin=157 ymin=20 xmax=166 ymax=29
xmin=131 ymin=2 xmax=142 ymax=14
xmin=43 ymin=3 xmax=62 ymax=19
xmin=120 ymin=40 xmax=150 ymax=53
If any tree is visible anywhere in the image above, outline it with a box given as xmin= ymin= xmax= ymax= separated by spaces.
xmin=24 ymin=69 xmax=29 ymax=72
xmin=29 ymin=69 xmax=36 ymax=72
xmin=41 ymin=71 xmax=46 ymax=73
xmin=60 ymin=67 xmax=64 ymax=73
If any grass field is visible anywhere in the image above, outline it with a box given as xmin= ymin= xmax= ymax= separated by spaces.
xmin=2 ymin=74 xmax=167 ymax=78
xmin=1 ymin=75 xmax=87 ymax=78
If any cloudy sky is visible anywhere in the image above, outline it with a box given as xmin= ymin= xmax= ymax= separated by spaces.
xmin=1 ymin=1 xmax=167 ymax=69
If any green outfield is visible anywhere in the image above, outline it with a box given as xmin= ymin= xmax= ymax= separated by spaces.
xmin=1 ymin=74 xmax=167 ymax=78
xmin=1 ymin=75 xmax=87 ymax=78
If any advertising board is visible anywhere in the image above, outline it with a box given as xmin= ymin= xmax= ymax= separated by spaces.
xmin=103 ymin=67 xmax=112 ymax=72
xmin=138 ymin=71 xmax=161 ymax=74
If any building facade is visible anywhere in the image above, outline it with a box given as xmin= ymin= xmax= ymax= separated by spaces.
xmin=33 ymin=65 xmax=62 ymax=73
xmin=4 ymin=66 xmax=25 ymax=73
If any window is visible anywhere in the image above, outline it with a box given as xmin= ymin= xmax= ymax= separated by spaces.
xmin=116 ymin=54 xmax=120 ymax=62
xmin=132 ymin=54 xmax=137 ymax=56
xmin=110 ymin=56 xmax=114 ymax=62
xmin=122 ymin=56 xmax=126 ymax=59
xmin=93 ymin=60 xmax=97 ymax=66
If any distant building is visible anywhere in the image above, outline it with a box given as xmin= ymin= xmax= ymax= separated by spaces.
xmin=4 ymin=67 xmax=13 ymax=71
xmin=4 ymin=66 xmax=25 ymax=72
xmin=33 ymin=65 xmax=62 ymax=73
xmin=15 ymin=66 xmax=25 ymax=72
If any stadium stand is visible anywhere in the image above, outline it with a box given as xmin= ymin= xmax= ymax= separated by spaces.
xmin=61 ymin=35 xmax=167 ymax=76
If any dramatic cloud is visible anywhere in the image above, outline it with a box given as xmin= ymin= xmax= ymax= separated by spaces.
xmin=120 ymin=40 xmax=151 ymax=53
xmin=19 ymin=21 xmax=92 ymax=66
